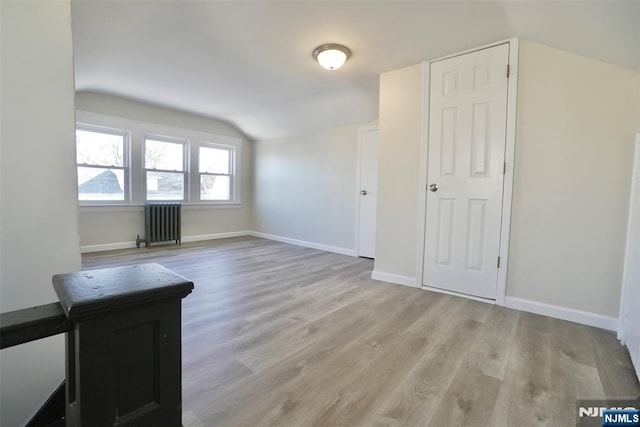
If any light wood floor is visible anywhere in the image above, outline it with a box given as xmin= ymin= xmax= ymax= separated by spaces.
xmin=83 ymin=237 xmax=640 ymax=427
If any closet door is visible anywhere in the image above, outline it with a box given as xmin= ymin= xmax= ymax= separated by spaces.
xmin=422 ymin=43 xmax=510 ymax=299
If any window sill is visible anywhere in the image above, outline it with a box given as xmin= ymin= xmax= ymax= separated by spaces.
xmin=79 ymin=203 xmax=242 ymax=213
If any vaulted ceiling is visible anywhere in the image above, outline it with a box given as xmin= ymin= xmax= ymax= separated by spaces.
xmin=71 ymin=1 xmax=640 ymax=141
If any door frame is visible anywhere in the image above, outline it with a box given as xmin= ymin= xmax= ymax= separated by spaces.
xmin=415 ymin=38 xmax=519 ymax=305
xmin=618 ymin=131 xmax=640 ymax=340
xmin=354 ymin=125 xmax=379 ymax=257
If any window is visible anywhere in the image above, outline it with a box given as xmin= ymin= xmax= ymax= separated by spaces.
xmin=199 ymin=145 xmax=234 ymax=201
xmin=75 ymin=112 xmax=242 ymax=206
xmin=76 ymin=127 xmax=128 ymax=202
xmin=144 ymin=138 xmax=185 ymax=201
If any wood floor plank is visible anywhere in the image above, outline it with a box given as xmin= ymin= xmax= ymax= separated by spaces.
xmin=219 ymin=288 xmax=446 ymax=427
xmin=488 ymin=323 xmax=554 ymax=426
xmin=182 ymin=357 xmax=254 ymax=402
xmin=549 ymin=317 xmax=598 ymax=368
xmin=586 ymin=327 xmax=640 ymax=397
xmin=427 ymin=366 xmax=502 ymax=427
xmin=80 ymin=237 xmax=640 ymax=427
xmin=304 ymin=298 xmax=475 ymax=427
xmin=189 ymin=288 xmax=414 ymax=425
xmin=233 ymin=282 xmax=398 ymax=373
xmin=372 ymin=299 xmax=489 ymax=426
xmin=462 ymin=305 xmax=520 ymax=381
xmin=546 ymin=317 xmax=608 ymax=426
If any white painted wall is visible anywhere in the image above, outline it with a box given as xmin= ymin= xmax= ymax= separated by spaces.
xmin=75 ymin=93 xmax=254 ymax=250
xmin=507 ymin=40 xmax=639 ymax=317
xmin=375 ymin=41 xmax=640 ymax=319
xmin=374 ymin=64 xmax=424 ymax=281
xmin=76 ymin=92 xmax=247 ymax=138
xmin=0 ymin=1 xmax=81 ymax=425
xmin=253 ymin=123 xmax=375 ymax=254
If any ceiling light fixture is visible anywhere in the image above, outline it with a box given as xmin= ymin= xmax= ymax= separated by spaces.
xmin=313 ymin=44 xmax=351 ymax=71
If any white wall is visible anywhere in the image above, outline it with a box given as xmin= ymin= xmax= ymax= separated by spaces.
xmin=375 ymin=41 xmax=640 ymax=319
xmin=76 ymin=92 xmax=247 ymax=138
xmin=253 ymin=123 xmax=374 ymax=254
xmin=0 ymin=1 xmax=81 ymax=425
xmin=374 ymin=64 xmax=424 ymax=281
xmin=507 ymin=40 xmax=639 ymax=317
xmin=75 ymin=93 xmax=254 ymax=250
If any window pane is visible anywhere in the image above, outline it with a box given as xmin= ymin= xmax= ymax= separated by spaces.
xmin=200 ymin=146 xmax=230 ymax=174
xmin=76 ymin=130 xmax=124 ymax=167
xmin=146 ymin=171 xmax=184 ymax=200
xmin=77 ymin=167 xmax=124 ymax=201
xmin=145 ymin=139 xmax=183 ymax=171
xmin=200 ymin=175 xmax=230 ymax=200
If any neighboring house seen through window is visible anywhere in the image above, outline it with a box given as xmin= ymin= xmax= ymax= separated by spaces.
xmin=76 ymin=127 xmax=128 ymax=202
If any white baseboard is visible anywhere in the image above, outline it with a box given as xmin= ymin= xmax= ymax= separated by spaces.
xmin=81 ymin=230 xmax=356 ymax=257
xmin=248 ymin=231 xmax=356 ymax=257
xmin=504 ymin=296 xmax=619 ymax=331
xmin=371 ymin=271 xmax=419 ymax=288
xmin=181 ymin=231 xmax=249 ymax=243
xmin=81 ymin=231 xmax=251 ymax=253
xmin=80 ymin=241 xmax=138 ymax=253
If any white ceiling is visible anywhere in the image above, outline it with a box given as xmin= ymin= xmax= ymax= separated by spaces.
xmin=71 ymin=1 xmax=640 ymax=141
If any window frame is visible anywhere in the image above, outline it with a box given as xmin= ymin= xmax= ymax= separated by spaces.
xmin=75 ymin=123 xmax=130 ymax=205
xmin=196 ymin=142 xmax=237 ymax=203
xmin=143 ymin=134 xmax=188 ymax=202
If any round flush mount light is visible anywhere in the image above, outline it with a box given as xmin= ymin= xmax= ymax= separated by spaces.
xmin=313 ymin=44 xmax=352 ymax=70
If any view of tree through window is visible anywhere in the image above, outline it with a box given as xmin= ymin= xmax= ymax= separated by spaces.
xmin=76 ymin=129 xmax=126 ymax=201
xmin=145 ymin=139 xmax=184 ymax=200
xmin=200 ymin=146 xmax=231 ymax=200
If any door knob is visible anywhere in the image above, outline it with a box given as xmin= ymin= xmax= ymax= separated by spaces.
xmin=429 ymin=183 xmax=439 ymax=192
xmin=360 ymin=190 xmax=368 ymax=196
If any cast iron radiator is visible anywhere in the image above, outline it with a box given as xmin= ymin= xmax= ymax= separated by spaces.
xmin=136 ymin=203 xmax=182 ymax=248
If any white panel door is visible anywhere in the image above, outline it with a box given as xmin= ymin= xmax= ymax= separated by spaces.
xmin=358 ymin=128 xmax=379 ymax=258
xmin=423 ymin=44 xmax=510 ymax=299
xmin=618 ymin=132 xmax=640 ymax=378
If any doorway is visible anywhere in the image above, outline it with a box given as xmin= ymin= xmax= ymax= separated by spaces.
xmin=356 ymin=127 xmax=379 ymax=258
xmin=421 ymin=41 xmax=517 ymax=300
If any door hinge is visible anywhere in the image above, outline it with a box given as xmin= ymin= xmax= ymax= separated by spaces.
xmin=503 ymin=161 xmax=506 ymax=175
xmin=497 ymin=256 xmax=501 ymax=268
xmin=506 ymin=64 xmax=510 ymax=78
